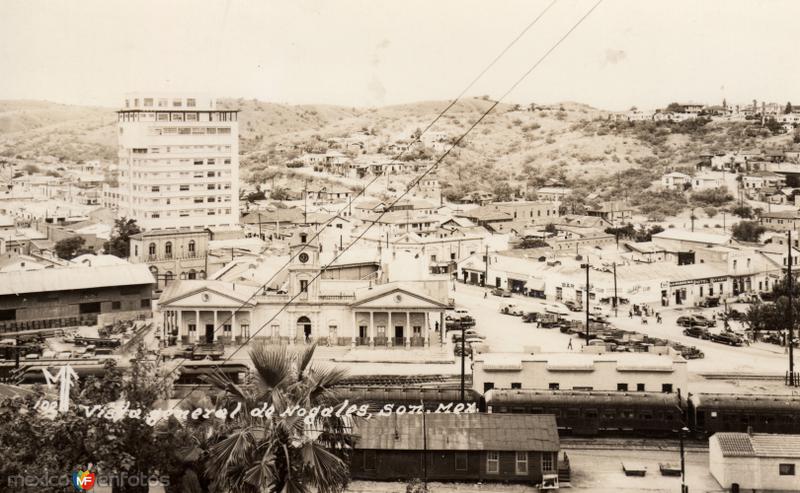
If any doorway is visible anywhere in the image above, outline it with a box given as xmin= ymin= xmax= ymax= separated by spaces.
xmin=205 ymin=324 xmax=214 ymax=343
xmin=297 ymin=316 xmax=312 ymax=342
xmin=394 ymin=325 xmax=404 ymax=345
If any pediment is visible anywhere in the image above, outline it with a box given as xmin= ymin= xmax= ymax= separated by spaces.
xmin=351 ymin=287 xmax=448 ymax=309
xmin=161 ymin=287 xmax=254 ymax=308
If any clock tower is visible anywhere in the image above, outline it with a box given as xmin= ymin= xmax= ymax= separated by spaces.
xmin=287 ymin=228 xmax=320 ymax=299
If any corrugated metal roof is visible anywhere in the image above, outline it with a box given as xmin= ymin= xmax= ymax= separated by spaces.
xmin=715 ymin=433 xmax=800 ymax=458
xmin=0 ymin=263 xmax=155 ymax=296
xmin=355 ymin=413 xmax=559 ymax=452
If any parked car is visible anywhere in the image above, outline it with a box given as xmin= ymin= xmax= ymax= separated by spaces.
xmin=491 ymin=288 xmax=512 ymax=298
xmin=499 ymin=303 xmax=524 ymax=316
xmin=683 ymin=326 xmax=710 ymax=339
xmin=454 ymin=344 xmax=473 ymax=357
xmin=697 ymin=296 xmax=720 ymax=308
xmin=464 ymin=329 xmax=485 ymax=339
xmin=677 ymin=314 xmax=715 ymax=327
xmin=522 ymin=312 xmax=540 ymax=323
xmin=710 ymin=331 xmax=744 ymax=346
xmin=446 ymin=308 xmax=472 ymax=321
xmin=564 ymin=300 xmax=582 ymax=312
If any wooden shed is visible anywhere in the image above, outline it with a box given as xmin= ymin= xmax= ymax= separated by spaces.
xmin=351 ymin=413 xmax=559 ymax=485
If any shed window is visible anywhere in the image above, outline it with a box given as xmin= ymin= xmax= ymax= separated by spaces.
xmin=542 ymin=452 xmax=555 ymax=472
xmin=515 ymin=451 xmax=528 ymax=475
xmin=486 ymin=451 xmax=499 ymax=474
xmin=455 ymin=452 xmax=468 ymax=471
xmin=617 ymin=383 xmax=628 ymax=391
xmin=363 ymin=451 xmax=376 ymax=471
xmin=779 ymin=463 xmax=795 ymax=475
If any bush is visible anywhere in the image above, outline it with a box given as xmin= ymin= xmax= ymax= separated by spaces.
xmin=732 ymin=221 xmax=765 ymax=242
xmin=732 ymin=204 xmax=754 ymax=219
xmin=704 ymin=206 xmax=718 ymax=218
xmin=691 ymin=187 xmax=734 ymax=207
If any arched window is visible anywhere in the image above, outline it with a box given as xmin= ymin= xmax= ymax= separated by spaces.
xmin=149 ymin=265 xmax=158 ymax=277
xmin=148 ymin=243 xmax=156 ymax=256
xmin=165 ymin=241 xmax=172 ymax=257
xmin=199 ymin=270 xmax=206 ymax=280
xmin=188 ymin=269 xmax=196 ymax=280
xmin=188 ymin=240 xmax=196 ymax=256
xmin=179 ymin=272 xmax=187 ymax=280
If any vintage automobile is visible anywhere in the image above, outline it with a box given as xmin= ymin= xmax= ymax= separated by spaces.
xmin=683 ymin=326 xmax=711 ymax=340
xmin=491 ymin=288 xmax=512 ymax=297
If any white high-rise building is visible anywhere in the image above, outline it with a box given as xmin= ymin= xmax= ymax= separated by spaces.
xmin=117 ymin=93 xmax=240 ymax=230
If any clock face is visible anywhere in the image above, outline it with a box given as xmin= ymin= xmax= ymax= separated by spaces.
xmin=298 ymin=252 xmax=309 ymax=264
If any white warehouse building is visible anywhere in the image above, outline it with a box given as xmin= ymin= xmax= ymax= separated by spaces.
xmin=117 ymin=93 xmax=240 ymax=230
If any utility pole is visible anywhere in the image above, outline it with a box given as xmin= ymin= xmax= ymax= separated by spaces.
xmin=789 ymin=230 xmax=795 ymax=385
xmin=304 ymin=179 xmax=308 ymax=225
xmin=679 ymin=426 xmax=688 ymax=493
xmin=460 ymin=320 xmax=466 ymax=403
xmin=258 ymin=212 xmax=262 ymax=239
xmin=581 ymin=261 xmax=590 ymax=342
xmin=613 ymin=262 xmax=618 ymax=318
xmin=421 ymin=397 xmax=428 ymax=485
xmin=484 ymin=245 xmax=490 ymax=288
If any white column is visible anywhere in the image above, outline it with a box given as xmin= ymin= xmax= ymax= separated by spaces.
xmin=177 ymin=310 xmax=182 ymax=341
xmin=231 ymin=310 xmax=237 ymax=341
xmin=405 ymin=311 xmax=411 ymax=348
xmin=352 ymin=311 xmax=357 ymax=347
xmin=440 ymin=312 xmax=445 ymax=344
xmin=213 ymin=310 xmax=218 ymax=342
xmin=195 ymin=310 xmax=200 ymax=343
xmin=424 ymin=311 xmax=430 ymax=346
xmin=369 ymin=311 xmax=374 ymax=347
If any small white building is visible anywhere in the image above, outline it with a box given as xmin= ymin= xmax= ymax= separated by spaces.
xmin=472 ymin=349 xmax=688 ymax=396
xmin=709 ymin=432 xmax=800 ymax=492
xmin=662 ymin=172 xmax=691 ymax=190
xmin=692 ymin=174 xmax=724 ymax=191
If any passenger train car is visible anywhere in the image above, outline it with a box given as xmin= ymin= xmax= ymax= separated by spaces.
xmin=687 ymin=393 xmax=800 ymax=436
xmin=484 ymin=389 xmax=683 ymax=436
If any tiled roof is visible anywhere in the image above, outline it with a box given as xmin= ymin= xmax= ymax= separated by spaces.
xmin=715 ymin=433 xmax=800 ymax=458
xmin=355 ymin=413 xmax=559 ymax=452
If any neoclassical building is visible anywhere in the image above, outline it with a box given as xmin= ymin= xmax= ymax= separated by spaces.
xmin=158 ymin=231 xmax=451 ymax=348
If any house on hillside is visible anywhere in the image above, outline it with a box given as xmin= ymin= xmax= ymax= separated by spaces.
xmin=536 ymin=187 xmax=573 ymax=202
xmin=662 ymin=172 xmax=691 ymax=191
xmin=585 ymin=201 xmax=632 ymax=225
xmin=742 ymin=171 xmax=786 ymax=199
xmin=691 ymin=174 xmax=724 ymax=191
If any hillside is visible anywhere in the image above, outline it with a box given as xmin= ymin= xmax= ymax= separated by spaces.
xmin=0 ymin=98 xmax=792 ymax=214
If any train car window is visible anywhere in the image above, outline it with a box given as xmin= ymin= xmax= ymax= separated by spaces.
xmin=622 ymin=409 xmax=635 ymax=419
xmin=640 ymin=411 xmax=653 ymax=420
xmin=511 ymin=407 xmax=525 ymax=414
xmin=654 ymin=411 xmax=664 ymax=420
xmin=584 ymin=409 xmax=598 ymax=419
xmin=498 ymin=406 xmax=508 ymax=413
xmin=602 ymin=410 xmax=616 ymax=420
xmin=566 ymin=408 xmax=580 ymax=418
xmin=710 ymin=411 xmax=718 ymax=418
xmin=531 ymin=407 xmax=544 ymax=414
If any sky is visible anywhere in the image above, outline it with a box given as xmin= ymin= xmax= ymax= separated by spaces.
xmin=1 ymin=0 xmax=798 ymax=111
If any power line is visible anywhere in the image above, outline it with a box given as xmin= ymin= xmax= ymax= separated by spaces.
xmin=165 ymin=0 xmax=604 ymax=410
xmin=152 ymin=0 xmax=559 ymax=387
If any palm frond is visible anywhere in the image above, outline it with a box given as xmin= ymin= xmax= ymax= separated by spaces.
xmin=300 ymin=441 xmax=350 ymax=493
xmin=296 ymin=343 xmax=317 ymax=379
xmin=250 ymin=342 xmax=293 ymax=390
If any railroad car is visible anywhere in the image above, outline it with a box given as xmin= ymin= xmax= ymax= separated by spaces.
xmin=174 ymin=362 xmax=250 ymax=386
xmin=687 ymin=393 xmax=800 ymax=436
xmin=484 ymin=389 xmax=684 ymax=436
xmin=331 ymin=386 xmax=482 ymax=414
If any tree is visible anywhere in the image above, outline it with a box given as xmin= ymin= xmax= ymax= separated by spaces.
xmin=732 ymin=204 xmax=754 ymax=219
xmin=492 ymin=182 xmax=515 ymax=202
xmin=519 ymin=238 xmax=549 ymax=249
xmin=104 ymin=218 xmax=141 ymax=258
xmin=55 ymin=236 xmax=92 ymax=260
xmin=0 ymin=348 xmax=178 ymax=493
xmin=731 ymin=220 xmax=765 ymax=242
xmin=270 ymin=187 xmax=291 ymax=201
xmin=204 ymin=343 xmax=353 ymax=493
xmin=786 ymin=102 xmax=793 ymax=114
xmin=665 ymin=102 xmax=684 ymax=113
xmin=544 ymin=223 xmax=557 ymax=234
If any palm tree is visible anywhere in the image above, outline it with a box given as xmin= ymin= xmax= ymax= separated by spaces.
xmin=203 ymin=342 xmax=353 ymax=493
